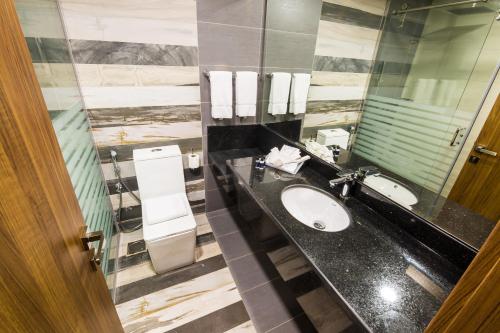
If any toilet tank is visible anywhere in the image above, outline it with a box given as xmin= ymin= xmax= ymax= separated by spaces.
xmin=133 ymin=145 xmax=186 ymax=200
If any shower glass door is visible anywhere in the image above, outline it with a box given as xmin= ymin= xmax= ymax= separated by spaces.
xmin=353 ymin=0 xmax=499 ymax=194
xmin=15 ymin=0 xmax=117 ymax=293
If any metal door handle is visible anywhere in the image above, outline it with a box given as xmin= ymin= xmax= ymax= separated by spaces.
xmin=81 ymin=226 xmax=104 ymax=271
xmin=475 ymin=145 xmax=497 ymax=157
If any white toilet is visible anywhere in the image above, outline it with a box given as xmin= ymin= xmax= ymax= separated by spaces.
xmin=133 ymin=145 xmax=196 ymax=274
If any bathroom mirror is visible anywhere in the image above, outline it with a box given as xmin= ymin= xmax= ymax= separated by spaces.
xmin=260 ymin=0 xmax=500 ymax=248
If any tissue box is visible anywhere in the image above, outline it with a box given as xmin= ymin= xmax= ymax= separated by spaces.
xmin=317 ymin=128 xmax=350 ymax=148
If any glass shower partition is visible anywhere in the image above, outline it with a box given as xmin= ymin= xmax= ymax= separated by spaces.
xmin=353 ymin=0 xmax=499 ymax=194
xmin=14 ymin=0 xmax=118 ymax=295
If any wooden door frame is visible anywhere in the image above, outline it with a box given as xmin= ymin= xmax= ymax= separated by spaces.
xmin=0 ymin=1 xmax=122 ymax=331
xmin=425 ymin=221 xmax=499 ymax=332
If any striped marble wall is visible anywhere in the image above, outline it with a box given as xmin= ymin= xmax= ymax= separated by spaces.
xmin=302 ymin=0 xmax=388 ymax=139
xmin=58 ymin=0 xmax=205 ymax=214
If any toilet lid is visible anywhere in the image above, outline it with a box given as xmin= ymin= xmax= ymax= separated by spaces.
xmin=143 ymin=194 xmax=188 ymax=225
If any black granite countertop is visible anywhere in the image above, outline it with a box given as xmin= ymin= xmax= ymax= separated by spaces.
xmin=216 ymin=152 xmax=462 ymax=333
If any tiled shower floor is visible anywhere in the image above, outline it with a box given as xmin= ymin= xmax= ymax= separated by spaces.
xmin=113 ymin=209 xmax=357 ymax=333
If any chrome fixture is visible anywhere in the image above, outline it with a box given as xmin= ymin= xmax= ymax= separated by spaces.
xmin=110 ymin=150 xmax=142 ymax=233
xmin=474 ymin=145 xmax=497 ymax=157
xmin=392 ymin=0 xmax=488 ymax=15
xmin=496 ymin=8 xmax=500 ymax=20
xmin=203 ymin=70 xmax=260 ymax=79
xmin=329 ymin=169 xmax=356 ymax=199
xmin=355 ymin=166 xmax=380 ymax=180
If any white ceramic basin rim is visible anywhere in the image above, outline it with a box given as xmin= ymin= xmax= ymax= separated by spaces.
xmin=281 ymin=185 xmax=351 ymax=232
xmin=364 ymin=175 xmax=418 ymax=209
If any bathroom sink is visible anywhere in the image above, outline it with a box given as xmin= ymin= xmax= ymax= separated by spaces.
xmin=364 ymin=175 xmax=418 ymax=209
xmin=281 ymin=185 xmax=351 ymax=232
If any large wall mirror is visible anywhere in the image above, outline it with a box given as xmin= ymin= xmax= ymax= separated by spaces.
xmin=260 ymin=0 xmax=500 ymax=249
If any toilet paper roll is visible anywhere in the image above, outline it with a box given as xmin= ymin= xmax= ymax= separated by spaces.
xmin=188 ymin=153 xmax=200 ymax=169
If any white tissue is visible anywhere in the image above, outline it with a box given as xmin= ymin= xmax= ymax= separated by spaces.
xmin=265 ymin=145 xmax=310 ymax=174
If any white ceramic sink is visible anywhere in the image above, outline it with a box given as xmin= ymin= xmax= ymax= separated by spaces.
xmin=281 ymin=185 xmax=351 ymax=232
xmin=364 ymin=175 xmax=418 ymax=209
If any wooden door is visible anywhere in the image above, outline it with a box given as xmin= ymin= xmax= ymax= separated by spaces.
xmin=425 ymin=222 xmax=499 ymax=332
xmin=0 ymin=1 xmax=123 ymax=332
xmin=448 ymin=94 xmax=500 ymax=221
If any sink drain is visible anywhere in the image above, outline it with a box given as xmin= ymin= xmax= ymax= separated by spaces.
xmin=313 ymin=221 xmax=326 ymax=230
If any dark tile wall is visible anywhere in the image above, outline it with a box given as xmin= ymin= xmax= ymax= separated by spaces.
xmin=197 ymin=0 xmax=266 ymax=211
xmin=260 ymin=0 xmax=323 ymax=126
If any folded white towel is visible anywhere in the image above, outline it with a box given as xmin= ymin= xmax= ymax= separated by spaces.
xmin=290 ymin=73 xmax=311 ymax=115
xmin=209 ymin=71 xmax=233 ymax=119
xmin=235 ymin=71 xmax=258 ymax=117
xmin=268 ymin=72 xmax=291 ymax=115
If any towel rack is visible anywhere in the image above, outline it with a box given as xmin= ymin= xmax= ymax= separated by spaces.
xmin=203 ymin=70 xmax=260 ymax=80
xmin=265 ymin=73 xmax=313 ymax=78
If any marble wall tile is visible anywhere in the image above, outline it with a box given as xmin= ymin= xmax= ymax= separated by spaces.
xmin=266 ymin=0 xmax=323 ymax=35
xmin=303 ymin=110 xmax=361 ymax=127
xmin=198 ymin=22 xmax=262 ymax=67
xmin=60 ymin=0 xmax=198 ymax=46
xmin=321 ymin=2 xmax=383 ymax=30
xmin=15 ymin=0 xmax=66 ymax=38
xmin=197 ymin=0 xmax=265 ymax=28
xmin=91 ymin=121 xmax=202 ymax=147
xmin=313 ymin=55 xmax=372 ymax=73
xmin=41 ymin=87 xmax=82 ymax=111
xmin=324 ymin=0 xmax=387 ymax=16
xmin=315 ymin=20 xmax=379 ymax=60
xmin=306 ymin=100 xmax=363 ymax=114
xmin=263 ymin=30 xmax=317 ymax=69
xmin=308 ymin=86 xmax=366 ymax=101
xmin=89 ymin=105 xmax=201 ymax=128
xmin=33 ymin=63 xmax=79 ymax=87
xmin=71 ymin=40 xmax=198 ymax=66
xmin=311 ymin=71 xmax=371 ymax=87
xmin=80 ymin=86 xmax=200 ymax=109
xmin=26 ymin=37 xmax=72 ymax=63
xmin=97 ymin=137 xmax=203 ymax=163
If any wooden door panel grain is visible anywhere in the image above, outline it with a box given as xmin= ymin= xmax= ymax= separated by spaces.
xmin=0 ymin=1 xmax=123 ymax=332
xmin=449 ymin=94 xmax=500 ymax=221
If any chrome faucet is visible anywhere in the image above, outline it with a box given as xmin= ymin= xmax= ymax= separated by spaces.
xmin=355 ymin=166 xmax=380 ymax=180
xmin=329 ymin=169 xmax=356 ymax=199
xmin=329 ymin=166 xmax=380 ymax=198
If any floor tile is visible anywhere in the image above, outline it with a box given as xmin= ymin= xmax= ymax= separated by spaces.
xmin=172 ymin=301 xmax=251 ymax=333
xmin=217 ymin=231 xmax=262 ymax=262
xmin=227 ymin=252 xmax=280 ymax=293
xmin=267 ymin=313 xmax=317 ymax=333
xmin=241 ymin=279 xmax=304 ymax=332
xmin=209 ymin=211 xmax=248 ymax=237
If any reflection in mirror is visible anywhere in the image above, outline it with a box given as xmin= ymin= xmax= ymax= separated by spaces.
xmin=260 ymin=0 xmax=499 ymax=249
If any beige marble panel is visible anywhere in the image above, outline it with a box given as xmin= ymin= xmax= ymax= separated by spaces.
xmin=267 ymin=245 xmax=311 ymax=282
xmin=323 ymin=0 xmax=387 ymax=16
xmin=60 ymin=0 xmax=198 ymax=46
xmin=76 ymin=64 xmax=200 ymax=87
xmin=311 ymin=71 xmax=370 ymax=88
xmin=308 ymin=85 xmax=366 ymax=101
xmin=81 ymin=86 xmax=200 ymax=108
xmin=303 ymin=111 xmax=361 ymax=127
xmin=92 ymin=121 xmax=202 ymax=147
xmin=116 ymin=268 xmax=241 ymax=333
xmin=297 ymin=287 xmax=352 ymax=333
xmin=315 ymin=20 xmax=379 ymax=60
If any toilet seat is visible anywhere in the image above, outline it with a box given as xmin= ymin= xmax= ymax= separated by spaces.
xmin=142 ymin=193 xmax=196 ymax=242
